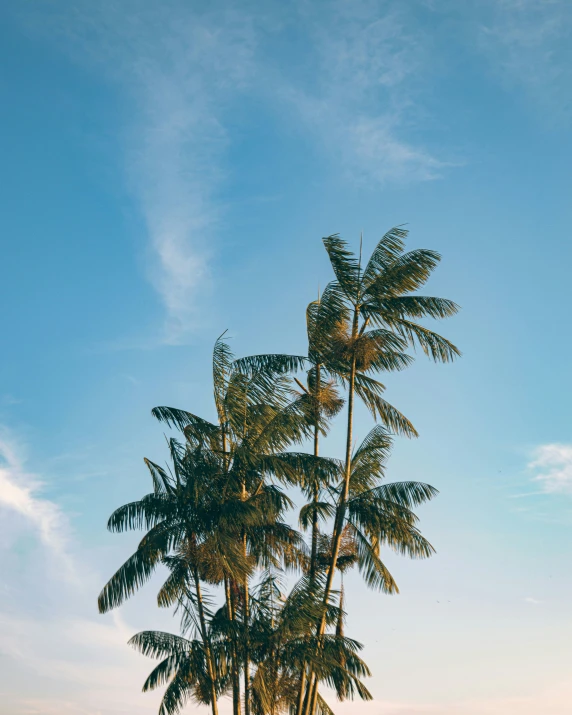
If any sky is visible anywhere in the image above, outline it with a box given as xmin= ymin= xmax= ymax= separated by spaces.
xmin=1 ymin=0 xmax=572 ymax=713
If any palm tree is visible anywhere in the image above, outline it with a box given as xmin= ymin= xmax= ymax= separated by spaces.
xmin=297 ymin=429 xmax=439 ymax=715
xmin=293 ymin=294 xmax=345 ymax=587
xmin=129 ymin=626 xmax=230 ymax=715
xmin=299 ymin=227 xmax=460 ymax=714
xmin=246 ymin=571 xmax=372 ymax=715
xmin=130 ymin=334 xmax=313 ymax=715
xmin=130 ymin=570 xmax=371 ymax=715
xmin=309 ymin=426 xmax=437 ymax=586
xmin=99 ymin=227 xmax=459 ymax=715
xmin=296 ymin=260 xmax=424 ymax=579
xmin=98 ymin=437 xmax=255 ymax=715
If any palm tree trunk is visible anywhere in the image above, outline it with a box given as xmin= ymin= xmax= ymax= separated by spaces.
xmin=309 ymin=392 xmax=320 ymax=582
xmin=308 ymin=677 xmax=319 ymax=715
xmin=298 ymin=365 xmax=322 ymax=714
xmin=301 ymin=673 xmax=315 ymax=715
xmin=226 ymin=577 xmax=242 ymax=715
xmin=241 ymin=474 xmax=251 ymax=715
xmin=221 ymin=429 xmax=242 ymax=715
xmin=295 ymin=667 xmax=307 ymax=715
xmin=303 ymin=309 xmax=360 ymax=715
xmin=309 ymin=482 xmax=319 ymax=581
xmin=243 ymin=572 xmax=251 ymax=715
xmin=194 ymin=570 xmax=219 ymax=715
xmin=318 ymin=308 xmax=358 ymax=630
xmin=308 ymin=366 xmax=321 ymax=711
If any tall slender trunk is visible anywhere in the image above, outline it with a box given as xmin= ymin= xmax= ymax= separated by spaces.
xmin=308 ymin=583 xmax=347 ymax=715
xmin=301 ymin=673 xmax=316 ymax=715
xmin=241 ymin=477 xmax=251 ymax=715
xmin=308 ymin=677 xmax=319 ymax=715
xmin=318 ymin=308 xmax=358 ymax=630
xmin=295 ymin=667 xmax=307 ymax=715
xmin=301 ymin=672 xmax=315 ymax=715
xmin=221 ymin=430 xmax=242 ymax=715
xmin=309 ymin=479 xmax=319 ymax=584
xmin=243 ymin=570 xmax=251 ymax=715
xmin=226 ymin=578 xmax=242 ymax=715
xmin=194 ymin=570 xmax=219 ymax=715
xmin=269 ymin=640 xmax=278 ymax=715
xmin=302 ymin=308 xmax=360 ymax=715
xmin=306 ymin=365 xmax=321 ymax=712
xmin=295 ymin=363 xmax=323 ymax=713
xmin=309 ymin=362 xmax=321 ymax=583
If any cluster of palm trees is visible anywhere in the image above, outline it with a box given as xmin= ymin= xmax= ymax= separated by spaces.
xmin=98 ymin=228 xmax=460 ymax=715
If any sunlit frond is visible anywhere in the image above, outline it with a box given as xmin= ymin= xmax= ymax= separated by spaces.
xmin=346 ymin=523 xmax=399 ymax=594
xmin=212 ymin=331 xmax=234 ymax=425
xmin=233 ymin=353 xmax=308 ymax=376
xmin=362 ymin=226 xmax=408 ymax=286
xmin=353 ymin=375 xmax=417 ymax=437
xmin=390 ymin=318 xmax=461 ymax=362
xmin=322 ymin=235 xmax=361 ymax=301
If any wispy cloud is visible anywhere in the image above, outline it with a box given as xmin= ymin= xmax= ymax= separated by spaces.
xmin=524 ymin=596 xmax=542 ymax=605
xmin=21 ymin=2 xmax=257 ymax=343
xmin=18 ymin=0 xmax=451 ymax=346
xmin=0 ymin=610 xmax=164 ymax=715
xmin=0 ymin=430 xmax=71 ymax=561
xmin=478 ymin=0 xmax=572 ymax=117
xmin=0 ymin=426 xmax=170 ymax=714
xmin=1 ymin=394 xmax=22 ymax=406
xmin=528 ymin=443 xmax=572 ymax=495
xmin=122 ymin=11 xmax=256 ymax=342
xmin=282 ymin=2 xmax=449 ymax=183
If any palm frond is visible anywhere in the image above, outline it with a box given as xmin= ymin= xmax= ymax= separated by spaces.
xmin=362 ymin=226 xmax=408 ymax=285
xmin=390 ymin=318 xmax=461 ymax=362
xmin=322 ymin=235 xmax=361 ymax=301
xmin=307 ymin=282 xmax=350 ymax=363
xmin=98 ymin=520 xmax=180 ymax=613
xmin=107 ymin=493 xmax=171 ymax=533
xmin=317 ymin=693 xmax=337 ymax=715
xmin=353 ymin=374 xmax=417 ymax=437
xmin=299 ymin=501 xmax=336 ymax=530
xmin=355 ymin=481 xmax=439 ymax=510
xmin=346 ymin=523 xmax=399 ymax=594
xmin=141 ymin=655 xmax=179 ymax=691
xmin=378 ymin=295 xmax=459 ymax=320
xmin=159 ymin=669 xmax=196 ymax=714
xmin=213 ymin=331 xmax=234 ymax=425
xmin=98 ymin=543 xmax=164 ymax=613
xmin=129 ymin=630 xmax=193 ymax=660
xmin=152 ymin=406 xmax=221 ymax=446
xmin=365 ymin=246 xmax=439 ymax=296
xmin=233 ymin=353 xmax=308 ymax=376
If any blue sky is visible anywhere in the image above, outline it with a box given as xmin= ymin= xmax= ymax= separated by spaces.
xmin=1 ymin=1 xmax=572 ymax=713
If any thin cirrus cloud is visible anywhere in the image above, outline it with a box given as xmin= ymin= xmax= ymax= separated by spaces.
xmin=119 ymin=11 xmax=258 ymax=343
xmin=528 ymin=443 xmax=572 ymax=495
xmin=0 ymin=609 xmax=163 ymax=715
xmin=0 ymin=431 xmax=70 ymax=559
xmin=524 ymin=596 xmax=542 ymax=605
xmin=20 ymin=1 xmax=450 ymax=342
xmin=21 ymin=0 xmax=572 ymax=344
xmin=21 ymin=1 xmax=257 ymax=344
xmin=0 ymin=428 xmax=163 ymax=714
xmin=478 ymin=0 xmax=572 ymax=115
xmin=279 ymin=3 xmax=449 ymax=184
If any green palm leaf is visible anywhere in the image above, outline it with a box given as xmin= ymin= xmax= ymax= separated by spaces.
xmin=353 ymin=375 xmax=417 ymax=437
xmin=322 ymin=235 xmax=361 ymax=300
xmin=362 ymin=226 xmax=408 ymax=285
